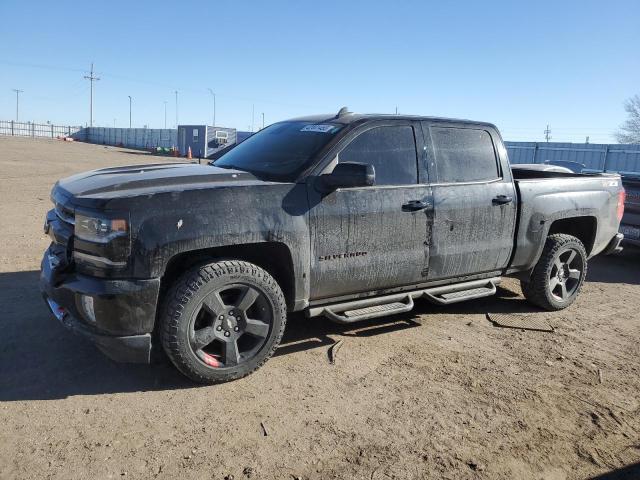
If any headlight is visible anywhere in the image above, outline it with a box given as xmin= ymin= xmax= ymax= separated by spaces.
xmin=75 ymin=213 xmax=128 ymax=243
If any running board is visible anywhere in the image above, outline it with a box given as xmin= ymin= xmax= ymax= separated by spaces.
xmin=308 ymin=277 xmax=500 ymax=324
xmin=322 ymin=297 xmax=414 ymax=323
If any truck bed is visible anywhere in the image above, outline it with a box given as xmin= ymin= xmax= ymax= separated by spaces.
xmin=509 ymin=171 xmax=622 ymax=271
xmin=511 ymin=167 xmax=603 ymax=180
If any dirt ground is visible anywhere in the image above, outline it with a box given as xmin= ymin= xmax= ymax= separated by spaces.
xmin=1 ymin=136 xmax=639 ymax=480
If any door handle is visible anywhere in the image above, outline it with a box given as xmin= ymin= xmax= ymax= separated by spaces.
xmin=402 ymin=200 xmax=431 ymax=212
xmin=492 ymin=195 xmax=513 ymax=205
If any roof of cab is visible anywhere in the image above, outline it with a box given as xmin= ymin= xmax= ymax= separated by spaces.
xmin=288 ymin=110 xmax=498 ymax=130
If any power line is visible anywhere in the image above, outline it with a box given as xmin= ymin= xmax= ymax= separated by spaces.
xmin=2 ymin=58 xmax=326 ymax=111
xmin=83 ymin=62 xmax=100 ymax=127
xmin=12 ymin=89 xmax=23 ymax=121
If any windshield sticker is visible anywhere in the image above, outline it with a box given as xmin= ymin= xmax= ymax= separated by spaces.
xmin=300 ymin=124 xmax=337 ymax=133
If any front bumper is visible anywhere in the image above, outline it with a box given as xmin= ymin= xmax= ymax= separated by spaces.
xmin=39 ymin=245 xmax=160 ymax=363
xmin=602 ymin=233 xmax=624 ymax=255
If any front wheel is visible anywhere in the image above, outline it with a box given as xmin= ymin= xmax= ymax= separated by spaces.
xmin=520 ymin=234 xmax=588 ymax=311
xmin=160 ymin=260 xmax=287 ymax=384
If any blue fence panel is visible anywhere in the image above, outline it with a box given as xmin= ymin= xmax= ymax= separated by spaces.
xmin=505 ymin=141 xmax=640 ymax=175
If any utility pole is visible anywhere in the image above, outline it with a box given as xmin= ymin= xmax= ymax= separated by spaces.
xmin=395 ymin=106 xmax=398 ymax=115
xmin=128 ymin=95 xmax=132 ymax=128
xmin=174 ymin=90 xmax=179 ymax=127
xmin=544 ymin=124 xmax=552 ymax=142
xmin=12 ymin=89 xmax=23 ymax=121
xmin=207 ymin=88 xmax=216 ymax=126
xmin=84 ymin=62 xmax=100 ymax=127
xmin=261 ymin=112 xmax=265 ymax=129
xmin=251 ymin=104 xmax=255 ymax=132
xmin=163 ymin=101 xmax=167 ymax=129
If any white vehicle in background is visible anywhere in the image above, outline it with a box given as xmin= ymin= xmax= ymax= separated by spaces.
xmin=511 ymin=163 xmax=574 ymax=174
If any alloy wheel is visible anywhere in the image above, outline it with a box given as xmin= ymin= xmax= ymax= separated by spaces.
xmin=548 ymin=248 xmax=583 ymax=302
xmin=189 ymin=283 xmax=272 ymax=368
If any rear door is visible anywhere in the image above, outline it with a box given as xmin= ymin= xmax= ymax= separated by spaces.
xmin=423 ymin=123 xmax=517 ymax=280
xmin=308 ymin=121 xmax=433 ymax=300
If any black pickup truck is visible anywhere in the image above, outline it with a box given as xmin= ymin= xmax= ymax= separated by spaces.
xmin=40 ymin=109 xmax=625 ymax=383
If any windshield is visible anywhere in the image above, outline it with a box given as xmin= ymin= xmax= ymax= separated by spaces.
xmin=214 ymin=121 xmax=343 ymax=180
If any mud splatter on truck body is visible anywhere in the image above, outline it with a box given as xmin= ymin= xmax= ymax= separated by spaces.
xmin=39 ymin=111 xmax=625 ymax=381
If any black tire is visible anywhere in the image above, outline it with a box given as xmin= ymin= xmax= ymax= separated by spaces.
xmin=160 ymin=260 xmax=287 ymax=384
xmin=520 ymin=234 xmax=588 ymax=311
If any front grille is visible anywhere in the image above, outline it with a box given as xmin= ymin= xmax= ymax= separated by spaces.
xmin=55 ymin=203 xmax=75 ymax=226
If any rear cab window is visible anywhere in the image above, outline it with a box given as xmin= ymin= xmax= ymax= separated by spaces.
xmin=338 ymin=125 xmax=418 ymax=186
xmin=429 ymin=126 xmax=500 ymax=183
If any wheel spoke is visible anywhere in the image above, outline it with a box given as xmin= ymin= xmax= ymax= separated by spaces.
xmin=549 ymin=277 xmax=560 ymax=292
xmin=244 ymin=319 xmax=270 ymax=338
xmin=236 ymin=286 xmax=259 ymax=312
xmin=202 ymin=291 xmax=226 ymax=316
xmin=559 ymin=283 xmax=568 ymax=299
xmin=192 ymin=326 xmax=216 ymax=350
xmin=568 ymin=268 xmax=581 ymax=280
xmin=566 ymin=250 xmax=577 ymax=266
xmin=554 ymin=259 xmax=563 ymax=274
xmin=224 ymin=339 xmax=240 ymax=366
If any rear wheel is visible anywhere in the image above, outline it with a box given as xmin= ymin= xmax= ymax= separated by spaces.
xmin=160 ymin=260 xmax=287 ymax=384
xmin=520 ymin=234 xmax=587 ymax=311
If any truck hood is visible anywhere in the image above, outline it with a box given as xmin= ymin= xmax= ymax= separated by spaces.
xmin=56 ymin=162 xmax=273 ymax=200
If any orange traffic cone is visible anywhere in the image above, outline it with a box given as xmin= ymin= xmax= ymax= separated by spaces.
xmin=187 ymin=146 xmax=192 ymax=160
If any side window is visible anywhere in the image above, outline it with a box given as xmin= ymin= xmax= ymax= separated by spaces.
xmin=338 ymin=126 xmax=417 ymax=186
xmin=431 ymin=127 xmax=499 ymax=183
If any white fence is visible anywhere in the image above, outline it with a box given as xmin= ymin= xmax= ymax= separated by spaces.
xmin=0 ymin=120 xmax=83 ymax=139
xmin=0 ymin=121 xmax=179 ymax=150
xmin=86 ymin=127 xmax=177 ymax=149
xmin=505 ymin=141 xmax=640 ymax=175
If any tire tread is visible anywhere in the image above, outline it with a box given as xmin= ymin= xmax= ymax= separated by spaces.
xmin=520 ymin=234 xmax=587 ymax=311
xmin=160 ymin=260 xmax=287 ymax=384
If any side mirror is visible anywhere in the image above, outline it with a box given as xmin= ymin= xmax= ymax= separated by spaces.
xmin=320 ymin=162 xmax=375 ymax=191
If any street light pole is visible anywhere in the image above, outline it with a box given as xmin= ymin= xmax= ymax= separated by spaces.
xmin=174 ymin=90 xmax=179 ymax=127
xmin=128 ymin=96 xmax=132 ymax=128
xmin=83 ymin=62 xmax=99 ymax=127
xmin=12 ymin=89 xmax=23 ymax=121
xmin=207 ymin=88 xmax=216 ymax=126
xmin=251 ymin=104 xmax=255 ymax=132
xmin=163 ymin=101 xmax=167 ymax=129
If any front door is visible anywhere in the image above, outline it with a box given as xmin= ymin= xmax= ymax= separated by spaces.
xmin=308 ymin=122 xmax=433 ymax=300
xmin=424 ymin=123 xmax=517 ymax=280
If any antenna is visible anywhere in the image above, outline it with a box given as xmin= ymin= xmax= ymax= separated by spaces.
xmin=336 ymin=106 xmax=350 ymax=118
xmin=83 ymin=63 xmax=100 ymax=127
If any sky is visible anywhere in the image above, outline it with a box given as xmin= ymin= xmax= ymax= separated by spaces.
xmin=1 ymin=0 xmax=638 ymax=143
